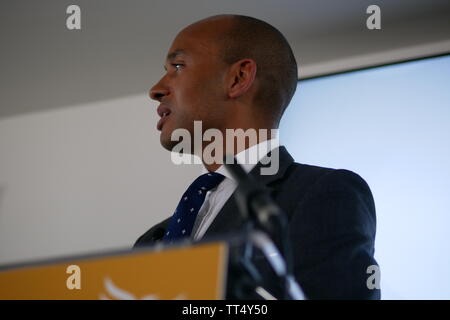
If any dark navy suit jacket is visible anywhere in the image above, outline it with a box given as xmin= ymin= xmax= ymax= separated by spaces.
xmin=134 ymin=146 xmax=380 ymax=299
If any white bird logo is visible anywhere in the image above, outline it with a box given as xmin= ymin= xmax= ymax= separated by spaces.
xmin=99 ymin=277 xmax=186 ymax=300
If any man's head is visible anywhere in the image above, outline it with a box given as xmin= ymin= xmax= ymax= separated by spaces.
xmin=150 ymin=14 xmax=298 ymax=151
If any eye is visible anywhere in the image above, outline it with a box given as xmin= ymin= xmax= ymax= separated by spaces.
xmin=172 ymin=63 xmax=183 ymax=71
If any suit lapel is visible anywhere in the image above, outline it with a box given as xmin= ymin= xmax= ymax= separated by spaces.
xmin=204 ymin=146 xmax=294 ymax=238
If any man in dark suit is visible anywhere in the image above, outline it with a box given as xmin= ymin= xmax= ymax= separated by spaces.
xmin=134 ymin=14 xmax=380 ymax=299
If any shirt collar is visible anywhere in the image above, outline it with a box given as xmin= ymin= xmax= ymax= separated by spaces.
xmin=202 ymin=138 xmax=280 ymax=181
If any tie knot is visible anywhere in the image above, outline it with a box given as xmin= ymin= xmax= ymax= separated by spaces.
xmin=162 ymin=171 xmax=225 ymax=242
xmin=190 ymin=172 xmax=225 ymax=193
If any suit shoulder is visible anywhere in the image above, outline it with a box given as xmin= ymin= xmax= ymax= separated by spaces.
xmin=281 ymin=162 xmax=336 ymax=191
xmin=286 ymin=162 xmax=372 ymax=193
xmin=310 ymin=168 xmax=374 ymax=206
xmin=290 ymin=165 xmax=376 ymax=224
xmin=277 ymin=163 xmax=375 ymax=214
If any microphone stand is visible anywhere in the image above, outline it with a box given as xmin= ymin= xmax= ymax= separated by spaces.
xmin=224 ymin=156 xmax=304 ymax=300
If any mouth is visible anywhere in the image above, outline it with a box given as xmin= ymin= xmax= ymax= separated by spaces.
xmin=156 ymin=104 xmax=172 ymax=131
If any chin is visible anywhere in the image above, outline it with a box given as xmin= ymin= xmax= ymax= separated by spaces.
xmin=160 ymin=133 xmax=177 ymax=151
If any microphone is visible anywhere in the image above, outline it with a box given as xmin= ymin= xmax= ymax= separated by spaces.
xmin=223 ymin=155 xmax=303 ymax=299
xmin=223 ymin=155 xmax=291 ymax=274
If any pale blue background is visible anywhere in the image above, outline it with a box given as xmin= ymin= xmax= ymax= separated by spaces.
xmin=280 ymin=55 xmax=450 ymax=299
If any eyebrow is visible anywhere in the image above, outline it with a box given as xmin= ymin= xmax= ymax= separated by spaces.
xmin=166 ymin=49 xmax=187 ymax=61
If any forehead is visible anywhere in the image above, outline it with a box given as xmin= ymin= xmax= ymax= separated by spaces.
xmin=166 ymin=19 xmax=232 ymax=61
xmin=167 ymin=31 xmax=217 ymax=61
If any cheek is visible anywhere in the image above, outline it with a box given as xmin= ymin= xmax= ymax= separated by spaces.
xmin=174 ymin=74 xmax=224 ymax=122
xmin=195 ymin=79 xmax=224 ymax=109
xmin=177 ymin=86 xmax=207 ymax=117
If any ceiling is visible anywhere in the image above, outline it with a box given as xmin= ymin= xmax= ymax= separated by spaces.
xmin=0 ymin=0 xmax=449 ymax=118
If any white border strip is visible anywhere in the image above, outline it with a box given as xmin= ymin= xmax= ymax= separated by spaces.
xmin=299 ymin=39 xmax=450 ymax=79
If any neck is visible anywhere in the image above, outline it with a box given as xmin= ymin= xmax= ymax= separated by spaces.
xmin=202 ymin=126 xmax=276 ymax=172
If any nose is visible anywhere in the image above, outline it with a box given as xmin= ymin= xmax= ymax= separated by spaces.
xmin=149 ymin=78 xmax=170 ymax=102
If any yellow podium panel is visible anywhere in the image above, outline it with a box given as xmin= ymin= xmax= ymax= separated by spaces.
xmin=0 ymin=242 xmax=228 ymax=300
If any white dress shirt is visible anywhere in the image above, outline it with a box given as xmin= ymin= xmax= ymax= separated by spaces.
xmin=191 ymin=139 xmax=280 ymax=240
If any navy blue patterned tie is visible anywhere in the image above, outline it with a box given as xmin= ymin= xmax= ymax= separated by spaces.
xmin=163 ymin=172 xmax=225 ymax=243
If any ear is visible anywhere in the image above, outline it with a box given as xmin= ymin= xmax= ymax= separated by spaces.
xmin=226 ymin=59 xmax=257 ymax=99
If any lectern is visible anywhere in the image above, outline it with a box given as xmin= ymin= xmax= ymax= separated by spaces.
xmin=0 ymin=241 xmax=228 ymax=300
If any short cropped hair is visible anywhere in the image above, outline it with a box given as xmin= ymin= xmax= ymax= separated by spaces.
xmin=217 ymin=15 xmax=298 ymax=122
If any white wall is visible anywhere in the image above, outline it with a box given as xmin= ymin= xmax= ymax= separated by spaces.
xmin=0 ymin=95 xmax=202 ymax=265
